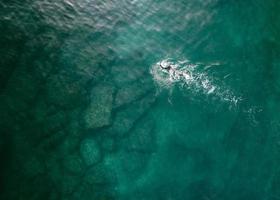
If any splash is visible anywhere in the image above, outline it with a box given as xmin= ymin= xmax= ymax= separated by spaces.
xmin=150 ymin=58 xmax=242 ymax=106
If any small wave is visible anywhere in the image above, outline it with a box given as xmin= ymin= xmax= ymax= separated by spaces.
xmin=150 ymin=58 xmax=242 ymax=106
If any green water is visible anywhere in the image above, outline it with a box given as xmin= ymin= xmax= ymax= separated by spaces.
xmin=1 ymin=0 xmax=280 ymax=199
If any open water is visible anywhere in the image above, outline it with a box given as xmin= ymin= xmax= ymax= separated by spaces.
xmin=1 ymin=0 xmax=280 ymax=199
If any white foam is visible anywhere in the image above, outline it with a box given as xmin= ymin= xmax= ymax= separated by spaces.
xmin=150 ymin=58 xmax=242 ymax=106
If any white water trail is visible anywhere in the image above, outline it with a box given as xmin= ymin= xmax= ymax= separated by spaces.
xmin=150 ymin=58 xmax=242 ymax=107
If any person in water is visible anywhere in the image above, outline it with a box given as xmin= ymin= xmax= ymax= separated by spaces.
xmin=159 ymin=62 xmax=172 ymax=71
xmin=160 ymin=62 xmax=176 ymax=80
xmin=159 ymin=61 xmax=191 ymax=81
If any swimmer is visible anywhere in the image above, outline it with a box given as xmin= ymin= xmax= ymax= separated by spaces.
xmin=159 ymin=61 xmax=192 ymax=81
xmin=159 ymin=62 xmax=172 ymax=71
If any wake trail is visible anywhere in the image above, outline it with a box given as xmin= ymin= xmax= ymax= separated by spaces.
xmin=150 ymin=58 xmax=242 ymax=107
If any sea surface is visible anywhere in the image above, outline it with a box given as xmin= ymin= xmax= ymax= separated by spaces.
xmin=1 ymin=0 xmax=280 ymax=199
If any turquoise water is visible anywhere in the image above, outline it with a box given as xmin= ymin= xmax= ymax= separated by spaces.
xmin=1 ymin=0 xmax=280 ymax=199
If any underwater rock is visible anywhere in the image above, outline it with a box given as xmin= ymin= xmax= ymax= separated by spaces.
xmin=62 ymin=57 xmax=106 ymax=85
xmin=101 ymin=136 xmax=116 ymax=152
xmin=33 ymin=99 xmax=56 ymax=122
xmin=46 ymin=154 xmax=81 ymax=196
xmin=71 ymin=180 xmax=114 ymax=200
xmin=39 ymin=130 xmax=67 ymax=151
xmin=22 ymin=156 xmax=45 ymax=178
xmin=61 ymin=174 xmax=81 ymax=195
xmin=61 ymin=35 xmax=114 ymax=85
xmin=123 ymin=119 xmax=155 ymax=153
xmin=84 ymin=84 xmax=114 ymax=129
xmin=45 ymin=111 xmax=67 ymax=133
xmin=62 ymin=153 xmax=85 ymax=175
xmin=65 ymin=108 xmax=84 ymax=137
xmin=3 ymin=67 xmax=40 ymax=115
xmin=84 ymin=164 xmax=109 ymax=185
xmin=46 ymin=154 xmax=64 ymax=187
xmin=16 ymin=174 xmax=54 ymax=200
xmin=111 ymin=95 xmax=156 ymax=136
xmin=112 ymin=65 xmax=145 ymax=86
xmin=119 ymin=151 xmax=150 ymax=181
xmin=114 ymin=78 xmax=153 ymax=108
xmin=58 ymin=135 xmax=80 ymax=154
xmin=46 ymin=72 xmax=87 ymax=108
xmin=80 ymin=138 xmax=101 ymax=166
xmin=31 ymin=59 xmax=55 ymax=81
xmin=27 ymin=109 xmax=68 ymax=145
xmin=4 ymin=67 xmax=40 ymax=104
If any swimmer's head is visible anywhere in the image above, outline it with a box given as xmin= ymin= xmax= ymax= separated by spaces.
xmin=160 ymin=62 xmax=171 ymax=69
